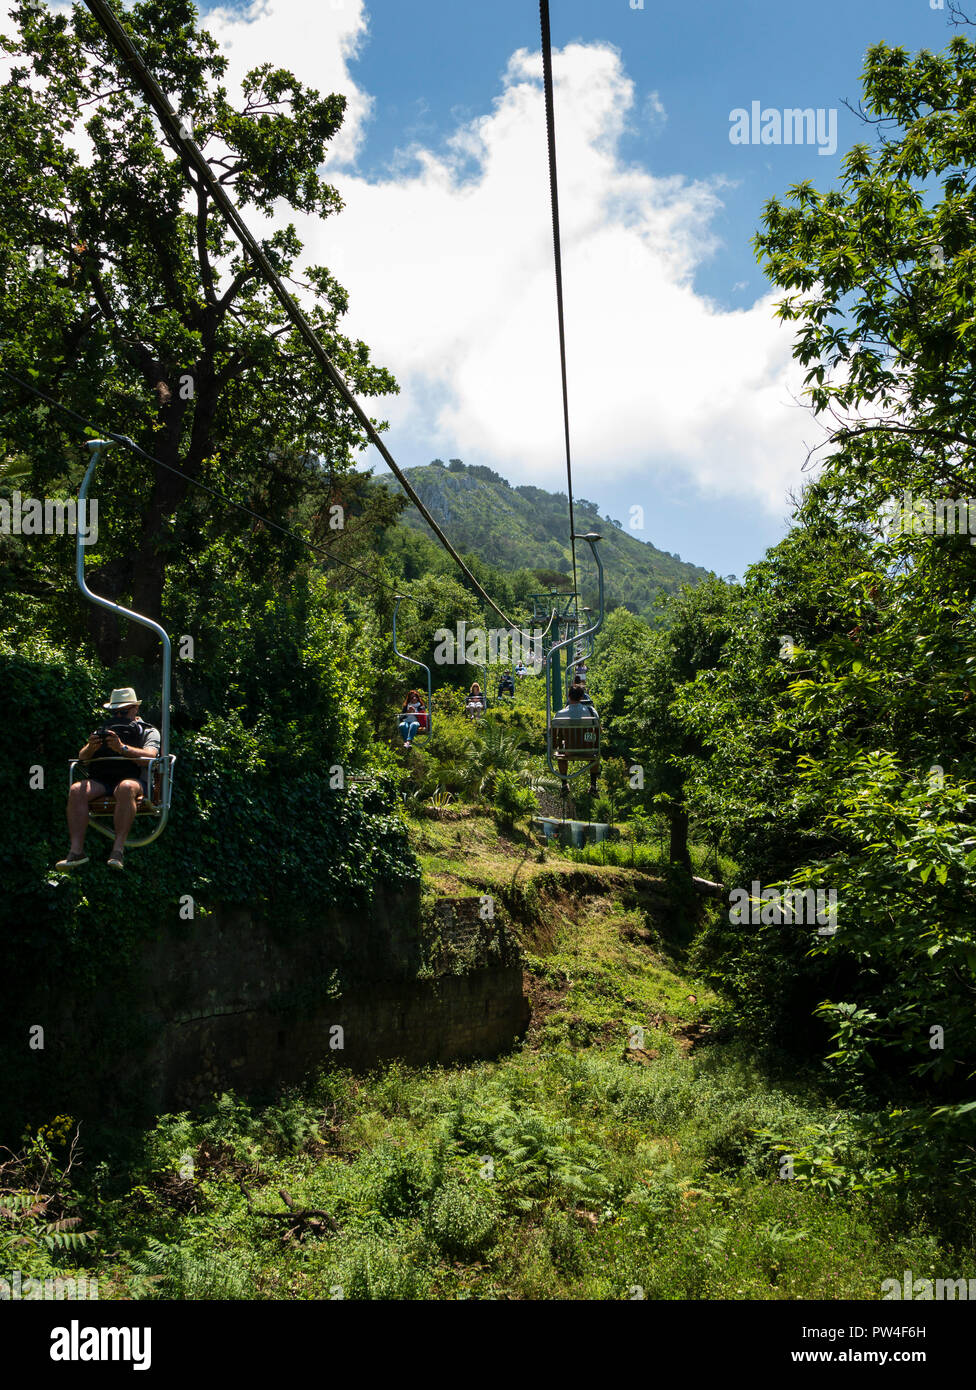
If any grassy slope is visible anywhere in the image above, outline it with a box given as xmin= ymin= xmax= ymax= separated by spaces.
xmin=15 ymin=813 xmax=971 ymax=1301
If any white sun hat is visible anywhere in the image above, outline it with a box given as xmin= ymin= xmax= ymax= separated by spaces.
xmin=103 ymin=687 xmax=142 ymax=710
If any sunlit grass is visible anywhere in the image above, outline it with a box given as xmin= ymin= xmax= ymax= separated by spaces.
xmin=51 ymin=873 xmax=975 ymax=1301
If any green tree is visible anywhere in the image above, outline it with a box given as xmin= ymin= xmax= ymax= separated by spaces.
xmin=755 ymin=35 xmax=976 ymax=522
xmin=618 ymin=579 xmax=736 ymax=868
xmin=0 ymin=0 xmax=396 ymax=663
xmin=681 ymin=35 xmax=976 ymax=1153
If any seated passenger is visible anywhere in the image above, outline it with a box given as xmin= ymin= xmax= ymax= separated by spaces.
xmin=57 ymin=686 xmax=161 ymax=872
xmin=514 ymin=661 xmax=528 ymax=678
xmin=570 ymin=675 xmax=596 ymax=712
xmin=398 ymin=690 xmax=427 ymax=749
xmin=465 ymin=682 xmax=486 ymax=717
xmin=497 ymin=670 xmax=515 ymax=699
xmin=554 ymin=684 xmax=600 ymax=794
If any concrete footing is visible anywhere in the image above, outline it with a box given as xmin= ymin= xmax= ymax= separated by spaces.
xmin=533 ymin=817 xmax=612 ymax=847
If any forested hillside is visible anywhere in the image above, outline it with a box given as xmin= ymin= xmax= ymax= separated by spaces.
xmin=1 ymin=0 xmax=976 ymax=1320
xmin=377 ymin=460 xmax=711 ymax=623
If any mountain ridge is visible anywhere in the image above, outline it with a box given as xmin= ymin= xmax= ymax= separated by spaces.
xmin=376 ymin=459 xmax=712 ymax=623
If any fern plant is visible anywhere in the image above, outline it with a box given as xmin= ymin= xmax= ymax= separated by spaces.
xmin=128 ymin=1236 xmax=248 ymax=1300
xmin=466 ymin=723 xmax=527 ymax=798
xmin=0 ymin=1192 xmax=94 ymax=1256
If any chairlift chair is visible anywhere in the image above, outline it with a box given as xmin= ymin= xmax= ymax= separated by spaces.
xmin=392 ymin=595 xmax=433 ymax=747
xmin=67 ymin=440 xmax=175 ymax=846
xmin=464 ymin=671 xmax=489 ymax=720
xmin=546 ymin=535 xmax=604 ymax=782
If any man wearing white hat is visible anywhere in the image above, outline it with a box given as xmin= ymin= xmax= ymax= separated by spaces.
xmin=57 ymin=688 xmax=161 ymax=871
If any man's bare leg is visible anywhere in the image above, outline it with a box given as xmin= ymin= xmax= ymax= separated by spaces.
xmin=67 ymin=779 xmax=106 ymax=854
xmin=110 ymin=780 xmax=142 ymax=854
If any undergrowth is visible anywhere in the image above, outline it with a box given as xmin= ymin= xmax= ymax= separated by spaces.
xmin=9 ymin=884 xmax=972 ymax=1300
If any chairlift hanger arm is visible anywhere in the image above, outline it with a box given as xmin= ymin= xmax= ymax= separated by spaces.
xmin=392 ymin=595 xmax=432 ymax=743
xmin=546 ymin=535 xmax=604 ymax=669
xmin=78 ymin=442 xmax=171 ymax=760
xmin=544 ymin=535 xmax=604 ymax=780
xmin=75 ymin=439 xmax=174 ymax=846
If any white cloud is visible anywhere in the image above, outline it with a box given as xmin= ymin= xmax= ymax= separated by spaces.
xmin=275 ymin=34 xmax=812 ymax=515
xmin=643 ymin=88 xmax=667 ymax=134
xmin=48 ymin=0 xmax=817 ymax=517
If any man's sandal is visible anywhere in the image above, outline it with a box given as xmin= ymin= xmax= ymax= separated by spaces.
xmin=107 ymin=851 xmax=125 ymax=871
xmin=55 ymin=851 xmax=89 ymax=869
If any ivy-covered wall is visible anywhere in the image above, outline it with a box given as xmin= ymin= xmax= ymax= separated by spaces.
xmin=0 ymin=635 xmax=427 ymax=1131
xmin=1 ymin=636 xmax=416 ymax=955
xmin=3 ymin=891 xmax=528 ymax=1124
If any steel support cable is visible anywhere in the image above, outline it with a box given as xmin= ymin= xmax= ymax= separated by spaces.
xmin=539 ymin=0 xmax=579 ymax=624
xmin=81 ymin=0 xmax=546 ymax=643
xmin=0 ymin=365 xmax=402 ymax=597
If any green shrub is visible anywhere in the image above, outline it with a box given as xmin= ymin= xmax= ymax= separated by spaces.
xmin=621 ymin=1164 xmax=686 ymax=1239
xmin=493 ymin=770 xmax=537 ymax=829
xmin=425 ymin=1177 xmax=498 ymax=1260
xmin=544 ymin=1207 xmax=587 ymax=1274
xmin=369 ymin=1145 xmax=432 ymax=1220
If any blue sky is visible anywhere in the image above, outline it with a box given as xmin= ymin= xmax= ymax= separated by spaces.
xmin=341 ymin=0 xmax=944 ymax=306
xmin=201 ymin=0 xmax=959 ymax=581
xmin=351 ymin=0 xmax=956 ymax=304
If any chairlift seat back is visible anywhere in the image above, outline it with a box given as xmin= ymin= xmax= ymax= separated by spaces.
xmin=550 ymin=708 xmax=600 ymax=759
